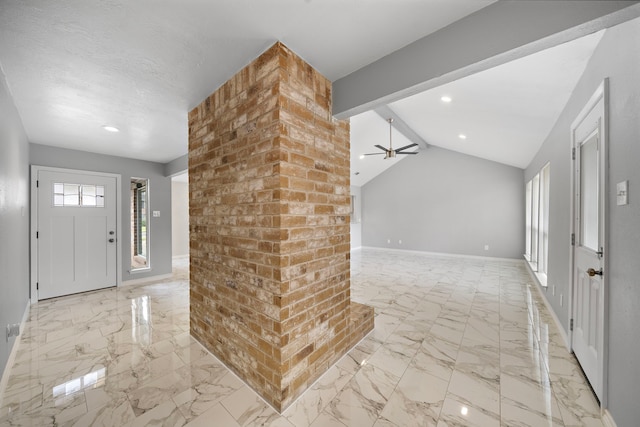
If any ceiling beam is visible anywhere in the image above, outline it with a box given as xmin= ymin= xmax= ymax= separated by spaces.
xmin=333 ymin=0 xmax=640 ymax=119
xmin=373 ymin=105 xmax=429 ymax=150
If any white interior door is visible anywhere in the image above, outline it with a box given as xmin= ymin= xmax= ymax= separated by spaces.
xmin=571 ymin=85 xmax=607 ymax=404
xmin=37 ymin=169 xmax=117 ymax=299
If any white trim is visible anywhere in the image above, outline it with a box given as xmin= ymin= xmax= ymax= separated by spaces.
xmin=568 ymin=79 xmax=609 ymax=407
xmin=361 ymin=246 xmax=523 ymax=263
xmin=534 ymin=271 xmax=548 ymax=288
xmin=525 ymin=252 xmax=548 ymax=287
xmin=524 ymin=259 xmax=570 ymax=350
xmin=172 ymin=254 xmax=189 ymax=260
xmin=571 ymin=80 xmax=607 ymax=130
xmin=121 ymin=273 xmax=172 ymax=287
xmin=0 ymin=301 xmax=30 ymax=408
xmin=30 ymin=167 xmax=38 ymax=301
xmin=131 ymin=176 xmax=151 ymax=273
xmin=602 ymin=409 xmax=618 ymax=427
xmin=31 ymin=165 xmax=122 ymax=301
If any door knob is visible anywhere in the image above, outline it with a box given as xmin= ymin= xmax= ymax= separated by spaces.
xmin=587 ymin=268 xmax=603 ymax=277
xmin=109 ymin=238 xmax=115 ymax=243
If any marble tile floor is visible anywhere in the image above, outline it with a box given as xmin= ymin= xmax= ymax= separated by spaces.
xmin=0 ymin=249 xmax=603 ymax=426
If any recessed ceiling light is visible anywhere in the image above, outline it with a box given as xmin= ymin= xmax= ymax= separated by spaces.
xmin=102 ymin=125 xmax=119 ymax=132
xmin=359 ymin=154 xmax=365 ymax=159
xmin=441 ymin=96 xmax=452 ymax=103
xmin=458 ymin=134 xmax=467 ymax=140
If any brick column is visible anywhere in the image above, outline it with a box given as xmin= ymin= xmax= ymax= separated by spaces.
xmin=188 ymin=42 xmax=373 ymax=411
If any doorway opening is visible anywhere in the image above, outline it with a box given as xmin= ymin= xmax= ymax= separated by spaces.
xmin=171 ymin=172 xmax=189 ymax=279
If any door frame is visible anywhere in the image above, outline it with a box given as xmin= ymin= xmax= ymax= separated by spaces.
xmin=30 ymin=165 xmax=123 ymax=301
xmin=568 ymin=78 xmax=609 ymax=407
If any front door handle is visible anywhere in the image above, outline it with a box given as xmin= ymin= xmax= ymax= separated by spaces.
xmin=587 ymin=268 xmax=603 ymax=277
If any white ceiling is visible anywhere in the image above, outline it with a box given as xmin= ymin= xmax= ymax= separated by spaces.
xmin=349 ymin=111 xmax=419 ymax=187
xmin=0 ymin=1 xmax=610 ymax=185
xmin=0 ymin=0 xmax=494 ymax=163
xmin=350 ymin=30 xmax=604 ymax=186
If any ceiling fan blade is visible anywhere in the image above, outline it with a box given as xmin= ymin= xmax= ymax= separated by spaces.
xmin=395 ymin=143 xmax=418 ymax=152
xmin=374 ymin=145 xmax=388 ymax=152
xmin=363 ymin=153 xmax=386 ymax=156
xmin=396 ymin=151 xmax=418 ymax=155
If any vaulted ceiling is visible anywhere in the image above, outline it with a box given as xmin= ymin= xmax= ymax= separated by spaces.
xmin=1 ymin=1 xmax=638 ymax=186
xmin=349 ymin=30 xmax=604 ymax=186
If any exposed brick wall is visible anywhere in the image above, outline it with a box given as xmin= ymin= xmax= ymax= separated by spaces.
xmin=188 ymin=42 xmax=373 ymax=411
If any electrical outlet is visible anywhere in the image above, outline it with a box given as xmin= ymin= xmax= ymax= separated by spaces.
xmin=6 ymin=323 xmax=20 ymax=341
xmin=617 ymin=180 xmax=629 ymax=206
xmin=387 ymin=239 xmax=391 ymax=244
xmin=398 ymin=240 xmax=402 ymax=245
xmin=484 ymin=245 xmax=489 ymax=251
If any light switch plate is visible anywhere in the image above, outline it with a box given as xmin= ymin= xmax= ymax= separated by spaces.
xmin=153 ymin=210 xmax=161 ymax=217
xmin=617 ymin=181 xmax=628 ymax=206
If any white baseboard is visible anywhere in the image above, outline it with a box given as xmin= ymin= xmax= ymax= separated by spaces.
xmin=121 ymin=273 xmax=172 ymax=287
xmin=602 ymin=409 xmax=617 ymax=427
xmin=172 ymin=254 xmax=189 ymax=260
xmin=0 ymin=300 xmax=30 ymax=408
xmin=524 ymin=260 xmax=571 ymax=350
xmin=360 ymin=246 xmax=523 ymax=263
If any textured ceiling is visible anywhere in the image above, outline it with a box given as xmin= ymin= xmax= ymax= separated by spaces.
xmin=0 ymin=0 xmax=494 ymax=163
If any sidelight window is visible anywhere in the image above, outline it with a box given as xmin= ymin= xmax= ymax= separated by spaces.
xmin=131 ymin=178 xmax=150 ymax=270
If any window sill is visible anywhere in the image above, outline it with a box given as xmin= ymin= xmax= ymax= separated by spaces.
xmin=524 ymin=256 xmax=547 ymax=287
xmin=534 ymin=271 xmax=548 ymax=287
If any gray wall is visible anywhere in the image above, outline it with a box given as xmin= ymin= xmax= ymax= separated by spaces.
xmin=171 ymin=181 xmax=189 ymax=257
xmin=30 ymin=144 xmax=172 ymax=282
xmin=362 ymin=146 xmax=524 ymax=259
xmin=525 ymin=17 xmax=640 ymax=426
xmin=0 ymin=71 xmax=30 ymax=379
xmin=165 ymin=154 xmax=187 ymax=177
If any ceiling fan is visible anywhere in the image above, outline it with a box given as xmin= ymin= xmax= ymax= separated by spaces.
xmin=364 ymin=118 xmax=419 ymax=159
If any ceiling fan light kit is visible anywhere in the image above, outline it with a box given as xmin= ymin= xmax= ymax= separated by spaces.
xmin=364 ymin=118 xmax=418 ymax=159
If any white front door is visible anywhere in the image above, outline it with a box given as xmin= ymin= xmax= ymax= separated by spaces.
xmin=36 ymin=169 xmax=118 ymax=299
xmin=571 ymin=83 xmax=607 ymax=404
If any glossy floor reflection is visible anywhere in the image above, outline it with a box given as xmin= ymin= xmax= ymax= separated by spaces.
xmin=0 ymin=250 xmax=603 ymax=426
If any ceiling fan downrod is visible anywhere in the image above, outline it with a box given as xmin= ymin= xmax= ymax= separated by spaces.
xmin=362 ymin=116 xmax=418 ymax=159
xmin=386 ymin=118 xmax=395 ymax=159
